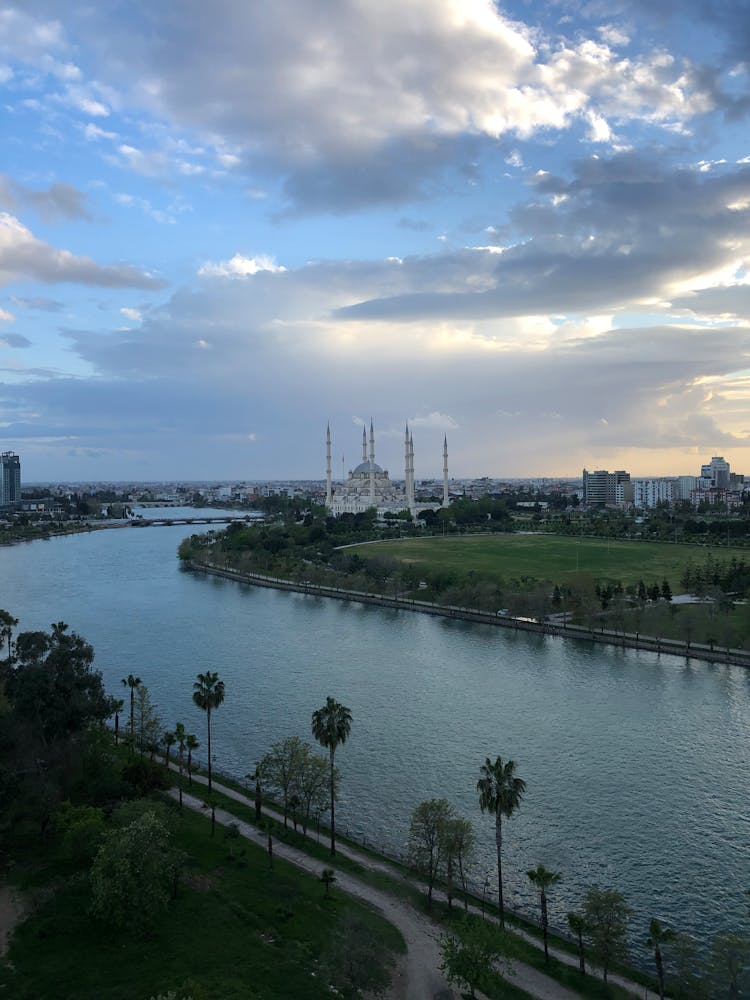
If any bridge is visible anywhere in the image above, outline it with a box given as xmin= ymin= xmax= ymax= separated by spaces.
xmin=130 ymin=515 xmax=259 ymax=527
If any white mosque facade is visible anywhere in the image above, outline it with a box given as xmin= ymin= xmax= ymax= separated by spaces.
xmin=325 ymin=421 xmax=449 ymax=517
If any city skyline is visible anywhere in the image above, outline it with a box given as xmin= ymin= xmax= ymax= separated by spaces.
xmin=1 ymin=2 xmax=750 ymax=480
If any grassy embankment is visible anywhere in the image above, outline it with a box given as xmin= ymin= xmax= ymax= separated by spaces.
xmin=0 ymin=795 xmax=405 ymax=1000
xmin=347 ymin=534 xmax=750 ymax=649
xmin=182 ymin=768 xmax=650 ymax=1000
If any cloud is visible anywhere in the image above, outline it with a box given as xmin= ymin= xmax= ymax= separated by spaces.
xmin=119 ymin=306 xmax=141 ymax=321
xmin=198 ymin=253 xmax=286 ymax=278
xmin=0 ymin=212 xmax=166 ymax=289
xmin=9 ymin=295 xmax=64 ymax=312
xmin=28 ymin=0 xmax=719 ymax=212
xmin=0 ymin=174 xmax=93 ymax=222
xmin=0 ymin=332 xmax=31 ymax=348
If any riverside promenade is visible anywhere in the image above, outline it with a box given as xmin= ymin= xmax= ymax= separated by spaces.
xmin=185 ymin=558 xmax=750 ymax=668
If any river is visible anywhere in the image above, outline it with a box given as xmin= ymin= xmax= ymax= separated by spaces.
xmin=2 ymin=510 xmax=748 ymax=959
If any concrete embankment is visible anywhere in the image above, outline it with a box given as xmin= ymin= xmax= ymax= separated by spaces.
xmin=184 ymin=559 xmax=750 ymax=669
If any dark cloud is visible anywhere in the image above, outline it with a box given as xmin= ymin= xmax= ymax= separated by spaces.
xmin=336 ymin=155 xmax=750 ymax=322
xmin=0 ymin=175 xmax=93 ymax=223
xmin=0 ymin=333 xmax=32 ymax=348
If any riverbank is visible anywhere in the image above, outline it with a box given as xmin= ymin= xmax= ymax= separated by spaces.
xmin=185 ymin=558 xmax=750 ymax=668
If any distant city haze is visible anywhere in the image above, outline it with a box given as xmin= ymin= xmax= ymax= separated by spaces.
xmin=0 ymin=3 xmax=749 ymax=479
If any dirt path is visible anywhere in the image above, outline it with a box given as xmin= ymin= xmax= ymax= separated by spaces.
xmin=175 ymin=768 xmax=660 ymax=999
xmin=172 ymin=776 xmax=582 ymax=999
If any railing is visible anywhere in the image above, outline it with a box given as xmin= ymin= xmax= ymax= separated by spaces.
xmin=185 ymin=559 xmax=750 ymax=669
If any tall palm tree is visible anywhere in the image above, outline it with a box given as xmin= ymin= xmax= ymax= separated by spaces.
xmin=112 ymin=697 xmax=125 ymax=745
xmin=311 ymin=695 xmax=352 ymax=857
xmin=121 ymin=674 xmax=141 ymax=754
xmin=192 ymin=671 xmax=225 ymax=793
xmin=647 ymin=918 xmax=675 ymax=1000
xmin=174 ymin=722 xmax=187 ymax=809
xmin=526 ymin=864 xmax=561 ymax=963
xmin=185 ymin=733 xmax=199 ymax=786
xmin=477 ymin=755 xmax=526 ymax=927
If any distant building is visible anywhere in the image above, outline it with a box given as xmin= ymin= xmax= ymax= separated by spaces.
xmin=632 ymin=478 xmax=675 ymax=508
xmin=674 ymin=476 xmax=698 ymax=501
xmin=326 ymin=421 xmax=449 ymax=517
xmin=582 ymin=468 xmax=631 ymax=507
xmin=700 ymin=456 xmax=730 ymax=489
xmin=0 ymin=451 xmax=21 ymax=508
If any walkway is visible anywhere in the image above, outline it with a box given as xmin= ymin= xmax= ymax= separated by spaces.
xmin=171 ymin=769 xmax=657 ymax=999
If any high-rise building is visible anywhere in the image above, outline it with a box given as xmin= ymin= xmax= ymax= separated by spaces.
xmin=582 ymin=468 xmax=631 ymax=507
xmin=0 ymin=451 xmax=21 ymax=507
xmin=701 ymin=455 xmax=729 ymax=490
xmin=632 ymin=478 xmax=676 ymax=508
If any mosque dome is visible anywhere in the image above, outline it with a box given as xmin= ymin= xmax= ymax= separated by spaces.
xmin=352 ymin=459 xmax=384 ymax=475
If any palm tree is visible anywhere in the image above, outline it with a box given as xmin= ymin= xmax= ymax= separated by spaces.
xmin=526 ymin=864 xmax=561 ymax=963
xmin=121 ymin=674 xmax=142 ymax=753
xmin=192 ymin=671 xmax=225 ymax=793
xmin=174 ymin=722 xmax=187 ymax=809
xmin=477 ymin=756 xmax=526 ymax=927
xmin=163 ymin=729 xmax=176 ymax=767
xmin=0 ymin=610 xmax=18 ymax=666
xmin=567 ymin=912 xmax=587 ymax=975
xmin=647 ymin=918 xmax=675 ymax=1000
xmin=185 ymin=733 xmax=199 ymax=786
xmin=311 ymin=695 xmax=352 ymax=857
xmin=112 ymin=697 xmax=125 ymax=745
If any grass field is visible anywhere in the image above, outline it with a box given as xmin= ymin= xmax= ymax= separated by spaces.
xmin=348 ymin=534 xmax=746 ymax=588
xmin=1 ymin=801 xmax=404 ymax=1000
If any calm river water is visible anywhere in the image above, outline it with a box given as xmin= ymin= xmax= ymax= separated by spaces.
xmin=2 ymin=511 xmax=748 ymax=957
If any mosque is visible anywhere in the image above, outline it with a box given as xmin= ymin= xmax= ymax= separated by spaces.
xmin=325 ymin=421 xmax=449 ymax=517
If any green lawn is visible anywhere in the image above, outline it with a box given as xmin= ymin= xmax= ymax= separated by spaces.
xmin=0 ymin=802 xmax=404 ymax=1000
xmin=348 ymin=534 xmax=744 ymax=588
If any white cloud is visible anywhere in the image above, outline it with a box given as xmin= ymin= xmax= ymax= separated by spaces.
xmin=410 ymin=411 xmax=459 ymax=430
xmin=119 ymin=307 xmax=141 ymax=321
xmin=0 ymin=306 xmax=13 ymax=322
xmin=198 ymin=253 xmax=287 ymax=278
xmin=83 ymin=122 xmax=116 ymax=141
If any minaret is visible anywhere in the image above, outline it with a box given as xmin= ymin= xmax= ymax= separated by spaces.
xmin=361 ymin=426 xmax=367 ymax=463
xmin=404 ymin=423 xmax=410 ymax=510
xmin=442 ymin=435 xmax=449 ymax=508
xmin=369 ymin=419 xmax=376 ymax=506
xmin=408 ymin=431 xmax=415 ymax=513
xmin=325 ymin=423 xmax=332 ymax=507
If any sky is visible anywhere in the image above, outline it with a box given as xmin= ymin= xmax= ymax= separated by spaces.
xmin=1 ymin=0 xmax=750 ymax=482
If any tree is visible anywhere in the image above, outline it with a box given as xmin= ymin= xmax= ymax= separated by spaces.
xmin=112 ymin=697 xmax=124 ymax=746
xmin=173 ymin=722 xmax=187 ymax=809
xmin=261 ymin=736 xmax=307 ymax=828
xmin=295 ymin=750 xmax=331 ymax=836
xmin=440 ymin=917 xmax=512 ymax=999
xmin=162 ymin=729 xmax=176 ymax=767
xmin=582 ymin=886 xmax=631 ymax=984
xmin=311 ymin=695 xmax=352 ymax=857
xmin=192 ymin=671 xmax=225 ymax=793
xmin=407 ymin=798 xmax=453 ymax=909
xmin=0 ymin=609 xmax=18 ymax=666
xmin=321 ymin=867 xmax=336 ymax=897
xmin=440 ymin=815 xmax=475 ymax=911
xmin=185 ymin=733 xmax=199 ymax=786
xmin=121 ymin=673 xmax=142 ymax=753
xmin=477 ymin=755 xmax=526 ymax=927
xmin=567 ymin=911 xmax=587 ymax=975
xmin=7 ymin=621 xmax=110 ymax=746
xmin=90 ymin=811 xmax=177 ymax=935
xmin=709 ymin=933 xmax=750 ymax=1000
xmin=527 ymin=864 xmax=561 ymax=963
xmin=647 ymin=918 xmax=676 ymax=1000
xmin=134 ymin=684 xmax=162 ymax=759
